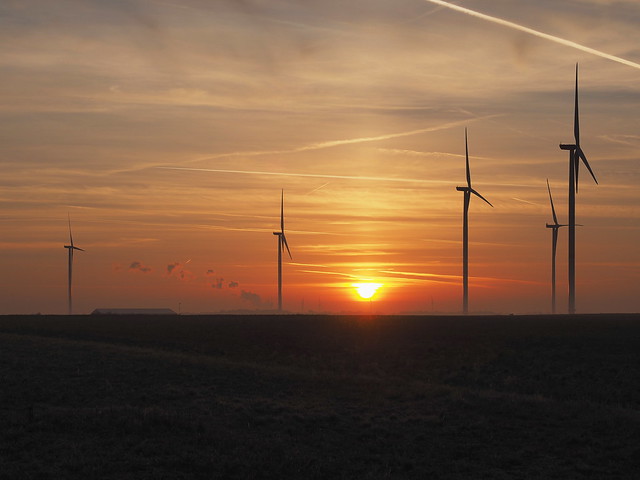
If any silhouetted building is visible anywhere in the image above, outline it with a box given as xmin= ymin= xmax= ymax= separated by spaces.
xmin=91 ymin=308 xmax=177 ymax=315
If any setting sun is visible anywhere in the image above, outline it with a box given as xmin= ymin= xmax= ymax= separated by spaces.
xmin=353 ymin=283 xmax=383 ymax=300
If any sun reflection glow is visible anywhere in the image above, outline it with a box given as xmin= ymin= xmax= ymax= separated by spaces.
xmin=353 ymin=283 xmax=383 ymax=300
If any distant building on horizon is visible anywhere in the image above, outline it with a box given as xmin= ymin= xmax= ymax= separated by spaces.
xmin=91 ymin=308 xmax=177 ymax=316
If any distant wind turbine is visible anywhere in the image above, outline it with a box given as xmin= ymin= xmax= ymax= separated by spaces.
xmin=545 ymin=180 xmax=567 ymax=314
xmin=559 ymin=64 xmax=598 ymax=314
xmin=456 ymin=129 xmax=493 ymax=314
xmin=273 ymin=190 xmax=292 ymax=312
xmin=63 ymin=215 xmax=85 ymax=315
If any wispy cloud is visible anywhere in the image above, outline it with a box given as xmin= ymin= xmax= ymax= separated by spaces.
xmin=0 ymin=241 xmax=57 ymax=250
xmin=378 ymin=148 xmax=467 ymax=159
xmin=379 ymin=269 xmax=461 ymax=284
xmin=166 ymin=261 xmax=195 ymax=281
xmin=298 ymin=270 xmax=360 ymax=280
xmin=599 ymin=134 xmax=640 ymax=147
xmin=511 ymin=197 xmax=539 ymax=206
xmin=129 ymin=261 xmax=152 ymax=273
xmin=380 ymin=269 xmax=543 ymax=286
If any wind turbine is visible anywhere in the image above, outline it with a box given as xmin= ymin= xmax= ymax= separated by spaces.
xmin=273 ymin=190 xmax=292 ymax=312
xmin=63 ymin=215 xmax=85 ymax=315
xmin=545 ymin=179 xmax=567 ymax=314
xmin=559 ymin=64 xmax=598 ymax=314
xmin=456 ymin=128 xmax=493 ymax=314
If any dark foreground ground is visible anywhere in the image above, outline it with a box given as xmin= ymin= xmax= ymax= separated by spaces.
xmin=1 ymin=313 xmax=639 ymax=479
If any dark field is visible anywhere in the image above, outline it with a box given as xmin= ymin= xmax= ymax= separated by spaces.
xmin=1 ymin=314 xmax=639 ymax=479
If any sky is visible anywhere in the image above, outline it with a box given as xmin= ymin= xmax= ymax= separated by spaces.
xmin=1 ymin=0 xmax=639 ymax=315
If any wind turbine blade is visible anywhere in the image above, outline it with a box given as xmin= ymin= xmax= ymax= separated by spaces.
xmin=546 ymin=179 xmax=559 ymax=225
xmin=471 ymin=188 xmax=493 ymax=207
xmin=282 ymin=233 xmax=292 ymax=259
xmin=280 ymin=189 xmax=284 ymax=232
xmin=465 ymin=128 xmax=471 ymax=188
xmin=574 ymin=63 xmax=580 ymax=145
xmin=577 ymin=148 xmax=598 ymax=185
xmin=574 ymin=152 xmax=580 ymax=193
xmin=73 ymin=246 xmax=85 ymax=252
xmin=68 ymin=213 xmax=74 ymax=247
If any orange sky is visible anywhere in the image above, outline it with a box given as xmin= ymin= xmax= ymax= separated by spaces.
xmin=1 ymin=0 xmax=639 ymax=314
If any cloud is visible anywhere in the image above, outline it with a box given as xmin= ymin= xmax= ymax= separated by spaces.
xmin=167 ymin=262 xmax=179 ymax=274
xmin=167 ymin=262 xmax=195 ymax=281
xmin=179 ymin=270 xmax=194 ymax=280
xmin=129 ymin=261 xmax=152 ymax=273
xmin=240 ymin=290 xmax=262 ymax=306
xmin=599 ymin=134 xmax=640 ymax=147
xmin=228 ymin=281 xmax=239 ymax=288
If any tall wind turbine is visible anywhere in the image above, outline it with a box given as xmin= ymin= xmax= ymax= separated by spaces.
xmin=273 ymin=190 xmax=292 ymax=312
xmin=545 ymin=179 xmax=567 ymax=314
xmin=63 ymin=215 xmax=85 ymax=315
xmin=456 ymin=129 xmax=493 ymax=314
xmin=559 ymin=64 xmax=598 ymax=314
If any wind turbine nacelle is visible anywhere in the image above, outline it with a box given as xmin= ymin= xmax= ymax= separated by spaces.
xmin=456 ymin=186 xmax=469 ymax=192
xmin=559 ymin=143 xmax=576 ymax=151
xmin=273 ymin=232 xmax=281 ymax=236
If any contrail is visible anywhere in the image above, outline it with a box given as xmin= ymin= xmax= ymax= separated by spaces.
xmin=422 ymin=0 xmax=640 ymax=70
xmin=158 ymin=167 xmax=451 ymax=185
xmin=305 ymin=182 xmax=331 ymax=195
xmin=190 ymin=116 xmax=498 ymax=162
xmin=158 ymin=166 xmax=537 ymax=188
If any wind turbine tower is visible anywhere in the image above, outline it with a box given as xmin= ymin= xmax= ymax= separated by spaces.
xmin=273 ymin=190 xmax=292 ymax=312
xmin=456 ymin=129 xmax=493 ymax=314
xmin=64 ymin=215 xmax=85 ymax=315
xmin=559 ymin=64 xmax=598 ymax=314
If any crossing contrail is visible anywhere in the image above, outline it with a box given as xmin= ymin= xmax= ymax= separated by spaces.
xmin=422 ymin=0 xmax=640 ymax=70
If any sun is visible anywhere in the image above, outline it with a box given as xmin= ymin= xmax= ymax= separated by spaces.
xmin=353 ymin=283 xmax=383 ymax=300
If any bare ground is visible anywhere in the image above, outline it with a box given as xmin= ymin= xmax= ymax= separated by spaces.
xmin=1 ymin=314 xmax=639 ymax=479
